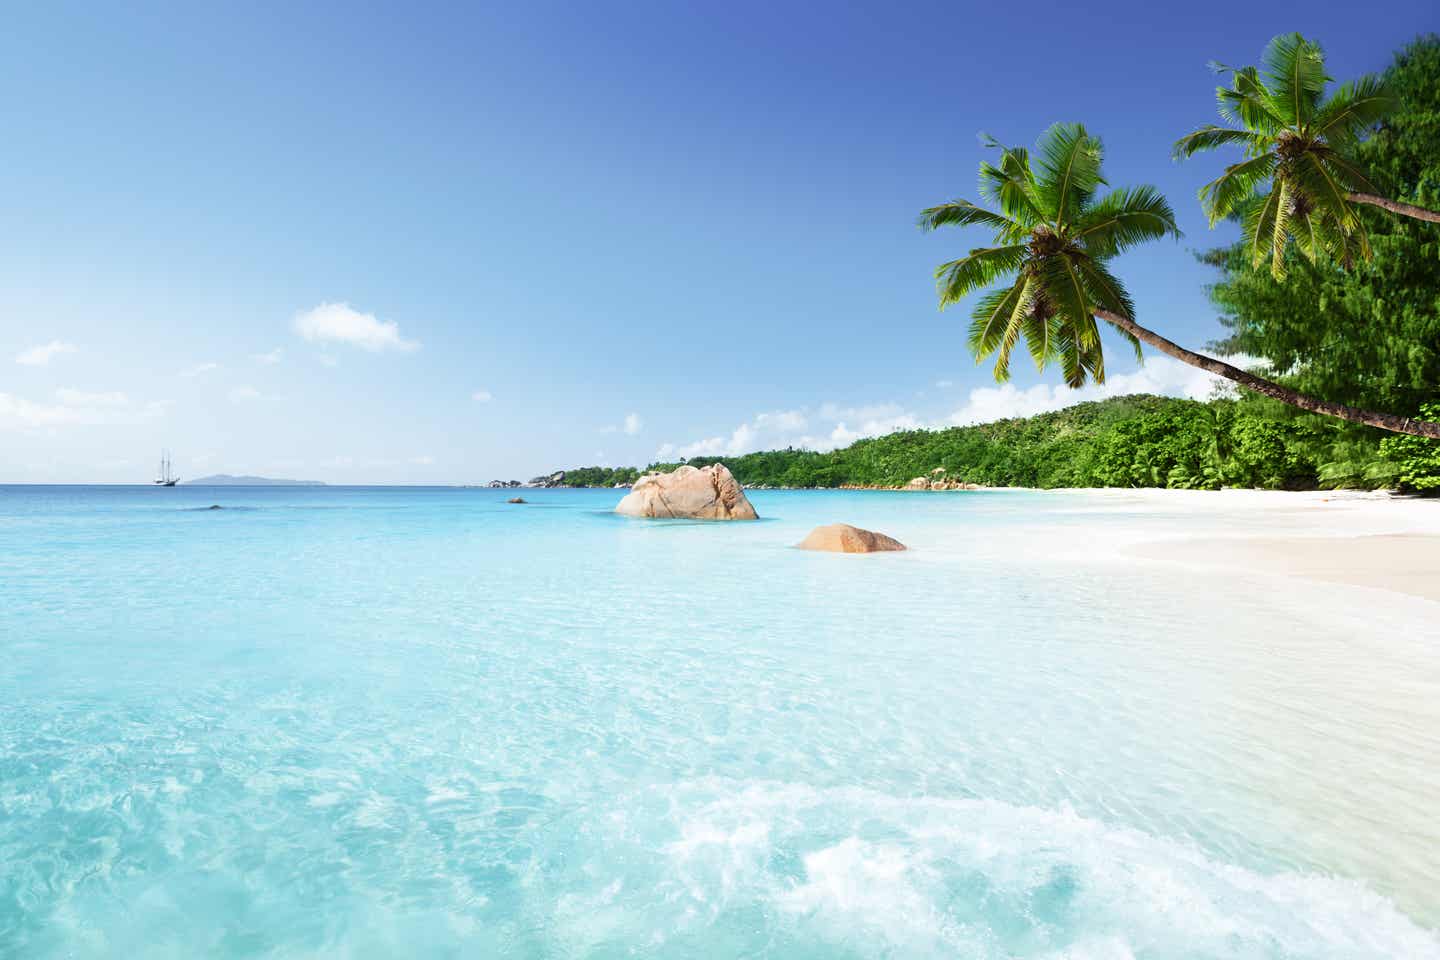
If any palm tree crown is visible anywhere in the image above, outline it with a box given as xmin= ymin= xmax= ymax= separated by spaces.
xmin=919 ymin=123 xmax=1180 ymax=387
xmin=1174 ymin=33 xmax=1395 ymax=278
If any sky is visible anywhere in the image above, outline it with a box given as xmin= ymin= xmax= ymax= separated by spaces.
xmin=2 ymin=1 xmax=1435 ymax=483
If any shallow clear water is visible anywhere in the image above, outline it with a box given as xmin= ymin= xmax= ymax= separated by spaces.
xmin=2 ymin=484 xmax=1438 ymax=958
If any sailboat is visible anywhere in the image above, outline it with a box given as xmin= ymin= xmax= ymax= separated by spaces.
xmin=154 ymin=450 xmax=179 ymax=486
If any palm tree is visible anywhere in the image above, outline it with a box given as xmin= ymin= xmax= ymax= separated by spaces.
xmin=1174 ymin=33 xmax=1440 ymax=279
xmin=921 ymin=123 xmax=1440 ymax=439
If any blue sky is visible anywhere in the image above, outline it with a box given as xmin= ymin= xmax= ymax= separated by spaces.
xmin=2 ymin=1 xmax=1434 ymax=482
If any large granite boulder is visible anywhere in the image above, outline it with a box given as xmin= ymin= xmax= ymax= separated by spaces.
xmin=615 ymin=463 xmax=758 ymax=520
xmin=796 ymin=523 xmax=906 ymax=553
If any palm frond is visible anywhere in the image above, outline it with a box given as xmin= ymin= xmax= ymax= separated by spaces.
xmin=1269 ymin=177 xmax=1295 ymax=278
xmin=917 ymin=199 xmax=1024 ymax=238
xmin=1197 ymin=153 xmax=1276 ymax=224
xmin=1075 ymin=184 xmax=1181 ymax=256
xmin=978 ymin=143 xmax=1043 ymax=225
xmin=1172 ymin=125 xmax=1269 ymax=159
xmin=935 ymin=244 xmax=1028 ymax=307
xmin=1073 ymin=257 xmax=1137 ymax=329
xmin=1314 ymin=74 xmax=1396 ymax=146
xmin=967 ymin=280 xmax=1027 ymax=359
xmin=1216 ymin=66 xmax=1283 ymax=133
xmin=1262 ymin=32 xmax=1328 ymax=128
xmin=1241 ymin=187 xmax=1282 ymax=270
xmin=1021 ymin=311 xmax=1055 ymax=371
xmin=1054 ymin=328 xmax=1085 ymax=387
xmin=1291 ymin=152 xmax=1360 ymax=226
xmin=992 ymin=277 xmax=1037 ymax=382
xmin=1033 ymin=122 xmax=1105 ymax=224
xmin=1080 ymin=334 xmax=1107 ymax=384
xmin=1287 ymin=204 xmax=1321 ymax=263
xmin=1320 ymin=149 xmax=1381 ymax=196
xmin=1038 ymin=254 xmax=1095 ymax=352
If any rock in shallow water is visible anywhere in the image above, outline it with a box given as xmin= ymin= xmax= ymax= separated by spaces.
xmin=614 ymin=463 xmax=758 ymax=520
xmin=797 ymin=523 xmax=906 ymax=553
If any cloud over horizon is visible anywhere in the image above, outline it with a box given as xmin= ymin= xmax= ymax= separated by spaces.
xmin=293 ymin=303 xmax=419 ymax=353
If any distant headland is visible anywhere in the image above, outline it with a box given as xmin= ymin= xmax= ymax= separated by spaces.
xmin=185 ymin=475 xmax=326 ymax=486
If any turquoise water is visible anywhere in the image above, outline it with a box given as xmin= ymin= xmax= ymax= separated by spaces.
xmin=2 ymin=484 xmax=1438 ymax=958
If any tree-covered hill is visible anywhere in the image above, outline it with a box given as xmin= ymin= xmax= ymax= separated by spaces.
xmin=560 ymin=394 xmax=1402 ymax=491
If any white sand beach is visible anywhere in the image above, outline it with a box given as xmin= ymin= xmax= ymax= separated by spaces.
xmin=1090 ymin=489 xmax=1440 ymax=603
xmin=1136 ymin=532 xmax=1440 ymax=602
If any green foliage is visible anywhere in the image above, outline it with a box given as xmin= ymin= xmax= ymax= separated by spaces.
xmin=920 ymin=124 xmax=1179 ymax=388
xmin=561 ymin=466 xmax=641 ymax=487
xmin=1379 ymin=403 xmax=1440 ymax=491
xmin=561 ymin=395 xmax=1346 ymax=491
xmin=1202 ymin=36 xmax=1440 ymax=477
xmin=1176 ymin=33 xmax=1395 ymax=276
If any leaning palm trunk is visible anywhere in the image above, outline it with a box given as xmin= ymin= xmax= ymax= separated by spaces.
xmin=1346 ymin=192 xmax=1440 ymax=224
xmin=1094 ymin=309 xmax=1440 ymax=439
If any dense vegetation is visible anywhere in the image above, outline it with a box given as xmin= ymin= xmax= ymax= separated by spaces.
xmin=561 ymin=395 xmax=1386 ymax=491
xmin=1203 ymin=35 xmax=1440 ymax=489
xmin=560 ymin=37 xmax=1440 ymax=493
xmin=560 ymin=465 xmax=642 ymax=487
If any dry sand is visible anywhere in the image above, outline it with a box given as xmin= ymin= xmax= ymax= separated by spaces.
xmin=1133 ymin=532 xmax=1440 ymax=603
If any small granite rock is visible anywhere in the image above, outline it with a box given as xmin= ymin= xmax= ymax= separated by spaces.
xmin=507 ymin=497 xmax=526 ymax=504
xmin=797 ymin=523 xmax=906 ymax=553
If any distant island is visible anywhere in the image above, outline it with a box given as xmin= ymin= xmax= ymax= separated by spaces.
xmin=185 ymin=475 xmax=326 ymax=486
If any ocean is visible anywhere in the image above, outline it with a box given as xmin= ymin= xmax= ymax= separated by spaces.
xmin=2 ymin=483 xmax=1437 ymax=958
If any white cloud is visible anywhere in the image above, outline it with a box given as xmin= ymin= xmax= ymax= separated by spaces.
xmin=654 ymin=408 xmax=811 ymax=460
xmin=180 ymin=362 xmax=219 ymax=378
xmin=942 ymin=356 xmax=1244 ymax=427
xmin=935 ymin=379 xmax=954 ymax=389
xmin=472 ymin=389 xmax=493 ymax=403
xmin=757 ymin=409 xmax=807 ymax=431
xmin=229 ymin=385 xmax=261 ymax=403
xmin=252 ymin=348 xmax=284 ymax=365
xmin=15 ymin=341 xmax=77 ymax=366
xmin=654 ymin=356 xmax=1257 ymax=461
xmin=293 ymin=303 xmax=419 ymax=353
xmin=410 ymin=455 xmax=435 ymax=466
xmin=0 ymin=388 xmax=163 ymax=429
